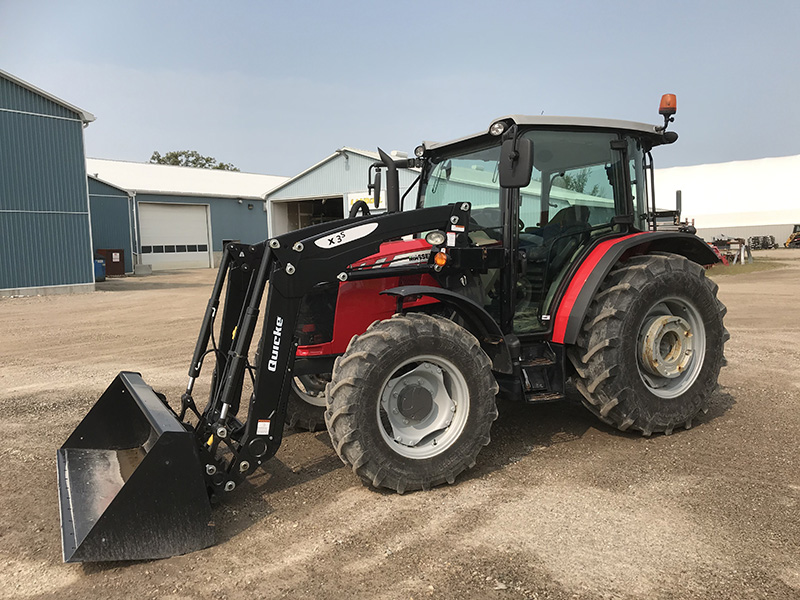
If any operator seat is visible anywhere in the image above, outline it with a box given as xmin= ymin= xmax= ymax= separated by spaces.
xmin=519 ymin=204 xmax=592 ymax=311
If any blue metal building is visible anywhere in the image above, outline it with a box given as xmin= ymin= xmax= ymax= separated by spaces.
xmin=87 ymin=159 xmax=287 ymax=271
xmin=0 ymin=69 xmax=96 ymax=296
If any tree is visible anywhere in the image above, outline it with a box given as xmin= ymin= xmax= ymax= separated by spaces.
xmin=150 ymin=150 xmax=240 ymax=171
xmin=562 ymin=168 xmax=602 ymax=196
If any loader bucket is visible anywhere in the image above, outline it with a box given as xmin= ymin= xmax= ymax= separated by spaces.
xmin=57 ymin=372 xmax=214 ymax=562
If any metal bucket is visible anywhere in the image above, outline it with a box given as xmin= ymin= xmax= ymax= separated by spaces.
xmin=57 ymin=372 xmax=214 ymax=562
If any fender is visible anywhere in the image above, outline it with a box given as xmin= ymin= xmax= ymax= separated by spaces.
xmin=551 ymin=231 xmax=719 ymax=346
xmin=381 ymin=285 xmax=513 ymax=374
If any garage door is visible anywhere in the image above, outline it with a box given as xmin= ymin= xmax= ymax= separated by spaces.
xmin=138 ymin=203 xmax=212 ymax=270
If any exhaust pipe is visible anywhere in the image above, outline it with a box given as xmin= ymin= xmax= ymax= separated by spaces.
xmin=377 ymin=147 xmax=400 ymax=213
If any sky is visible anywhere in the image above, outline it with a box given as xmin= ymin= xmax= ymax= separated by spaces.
xmin=2 ymin=0 xmax=799 ymax=177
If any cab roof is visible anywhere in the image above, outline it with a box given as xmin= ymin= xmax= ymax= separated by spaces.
xmin=424 ymin=115 xmax=668 ymax=152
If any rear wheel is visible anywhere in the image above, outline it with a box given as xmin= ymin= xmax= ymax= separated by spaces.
xmin=325 ymin=313 xmax=498 ymax=493
xmin=569 ymin=253 xmax=728 ymax=435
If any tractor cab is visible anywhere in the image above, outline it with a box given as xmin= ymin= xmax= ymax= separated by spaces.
xmin=417 ymin=115 xmax=676 ymax=336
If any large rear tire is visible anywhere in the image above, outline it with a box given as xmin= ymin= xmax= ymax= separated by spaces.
xmin=569 ymin=253 xmax=728 ymax=436
xmin=325 ymin=313 xmax=498 ymax=493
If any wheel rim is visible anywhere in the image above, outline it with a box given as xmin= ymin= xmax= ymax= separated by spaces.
xmin=636 ymin=296 xmax=706 ymax=398
xmin=377 ymin=354 xmax=470 ymax=459
xmin=291 ymin=374 xmax=328 ymax=407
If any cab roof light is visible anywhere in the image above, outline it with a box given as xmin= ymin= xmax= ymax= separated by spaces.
xmin=489 ymin=121 xmax=506 ymax=136
xmin=659 ymin=94 xmax=677 ymax=116
xmin=658 ymin=94 xmax=677 ymax=132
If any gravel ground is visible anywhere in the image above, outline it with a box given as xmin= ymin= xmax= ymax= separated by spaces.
xmin=0 ymin=250 xmax=798 ymax=600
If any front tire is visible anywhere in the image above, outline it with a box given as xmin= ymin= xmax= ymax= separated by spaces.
xmin=325 ymin=313 xmax=498 ymax=493
xmin=569 ymin=253 xmax=728 ymax=436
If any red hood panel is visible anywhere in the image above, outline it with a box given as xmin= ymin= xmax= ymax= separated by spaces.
xmin=351 ymin=238 xmax=432 ymax=269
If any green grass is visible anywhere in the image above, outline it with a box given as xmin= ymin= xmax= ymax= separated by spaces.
xmin=706 ymin=259 xmax=784 ymax=278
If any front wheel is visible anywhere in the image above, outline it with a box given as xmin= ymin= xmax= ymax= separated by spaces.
xmin=325 ymin=313 xmax=498 ymax=493
xmin=569 ymin=253 xmax=728 ymax=436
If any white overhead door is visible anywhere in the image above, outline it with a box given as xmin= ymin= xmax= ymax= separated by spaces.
xmin=138 ymin=203 xmax=212 ymax=270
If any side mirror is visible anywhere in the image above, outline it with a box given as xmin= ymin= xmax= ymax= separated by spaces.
xmin=372 ymin=169 xmax=382 ymax=208
xmin=499 ymin=137 xmax=534 ymax=188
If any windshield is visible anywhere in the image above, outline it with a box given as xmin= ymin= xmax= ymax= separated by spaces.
xmin=419 ymin=129 xmax=648 ymax=231
xmin=418 ymin=143 xmax=504 ymax=230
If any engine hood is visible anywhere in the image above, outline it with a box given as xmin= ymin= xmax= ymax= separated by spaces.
xmin=351 ymin=238 xmax=433 ymax=270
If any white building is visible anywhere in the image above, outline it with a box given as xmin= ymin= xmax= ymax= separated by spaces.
xmin=655 ymin=155 xmax=800 ymax=243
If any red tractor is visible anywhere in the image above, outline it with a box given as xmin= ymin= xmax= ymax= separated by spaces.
xmin=58 ymin=95 xmax=728 ymax=561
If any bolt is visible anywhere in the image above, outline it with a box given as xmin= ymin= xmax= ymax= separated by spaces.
xmin=292 ymin=242 xmax=304 ymax=252
xmin=461 ymin=203 xmax=470 ymax=211
xmin=450 ymin=216 xmax=459 ymax=224
xmin=269 ymin=239 xmax=280 ymax=249
xmin=205 ymin=464 xmax=217 ymax=476
xmin=285 ymin=263 xmax=296 ymax=275
xmin=216 ymin=426 xmax=227 ymax=438
xmin=337 ymin=272 xmax=348 ymax=282
xmin=403 ymin=419 xmax=409 ymax=425
xmin=392 ymin=408 xmax=399 ymax=414
xmin=239 ymin=461 xmax=250 ymax=472
xmin=224 ymin=481 xmax=236 ymax=492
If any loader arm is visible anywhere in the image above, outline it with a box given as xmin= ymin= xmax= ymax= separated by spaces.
xmin=187 ymin=202 xmax=473 ymax=497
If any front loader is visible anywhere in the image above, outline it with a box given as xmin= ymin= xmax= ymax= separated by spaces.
xmin=58 ymin=95 xmax=728 ymax=562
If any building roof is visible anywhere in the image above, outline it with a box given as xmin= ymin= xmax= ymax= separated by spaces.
xmin=87 ymin=158 xmax=288 ymax=199
xmin=263 ymin=147 xmax=385 ymax=199
xmin=0 ymin=68 xmax=96 ymax=123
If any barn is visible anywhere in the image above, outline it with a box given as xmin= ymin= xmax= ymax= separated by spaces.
xmin=265 ymin=148 xmax=419 ymax=236
xmin=0 ymin=69 xmax=96 ymax=296
xmin=87 ymin=159 xmax=287 ymax=272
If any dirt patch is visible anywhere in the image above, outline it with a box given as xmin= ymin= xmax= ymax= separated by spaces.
xmin=1 ymin=258 xmax=799 ymax=600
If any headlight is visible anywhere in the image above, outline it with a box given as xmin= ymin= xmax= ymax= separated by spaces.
xmin=489 ymin=121 xmax=506 ymax=136
xmin=425 ymin=230 xmax=446 ymax=246
xmin=414 ymin=145 xmax=425 ymax=158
